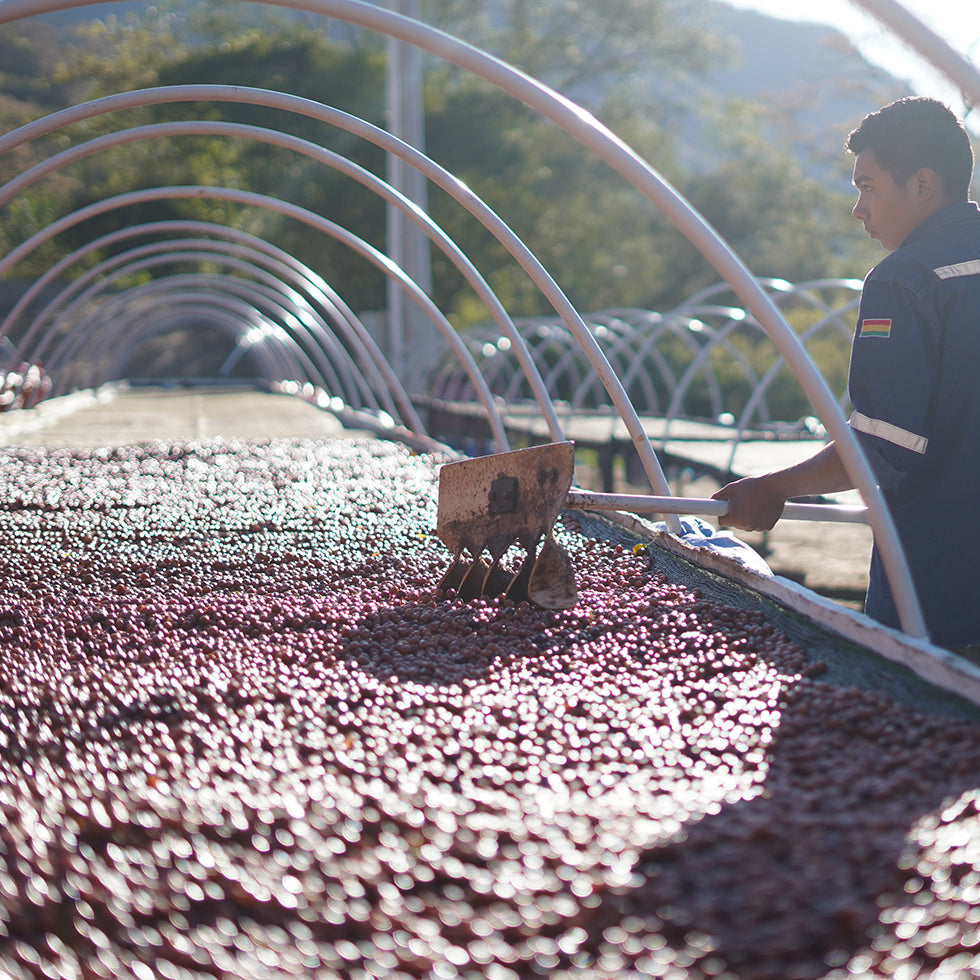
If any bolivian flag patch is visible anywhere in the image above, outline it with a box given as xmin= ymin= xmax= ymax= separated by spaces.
xmin=860 ymin=318 xmax=892 ymax=338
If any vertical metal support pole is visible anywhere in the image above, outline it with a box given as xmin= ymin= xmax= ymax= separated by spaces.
xmin=386 ymin=0 xmax=435 ymax=390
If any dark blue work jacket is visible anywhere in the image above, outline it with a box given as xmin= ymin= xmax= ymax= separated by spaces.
xmin=848 ymin=200 xmax=980 ymax=645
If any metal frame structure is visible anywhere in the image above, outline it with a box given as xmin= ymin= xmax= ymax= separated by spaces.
xmin=434 ymin=279 xmax=862 ymax=473
xmin=1 ymin=220 xmax=415 ymax=418
xmin=2 ymin=0 xmax=975 ymax=638
xmin=445 ymin=283 xmax=858 ymax=421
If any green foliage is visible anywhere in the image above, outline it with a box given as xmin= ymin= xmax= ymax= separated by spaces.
xmin=644 ymin=98 xmax=880 ymax=308
xmin=0 ymin=21 xmax=67 ymax=107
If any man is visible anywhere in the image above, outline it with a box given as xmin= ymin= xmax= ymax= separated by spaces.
xmin=712 ymin=97 xmax=980 ymax=648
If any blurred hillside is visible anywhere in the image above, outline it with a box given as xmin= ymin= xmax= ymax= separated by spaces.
xmin=702 ymin=6 xmax=908 ymax=187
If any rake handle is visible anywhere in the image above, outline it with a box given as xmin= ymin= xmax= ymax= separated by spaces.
xmin=565 ymin=490 xmax=868 ymax=524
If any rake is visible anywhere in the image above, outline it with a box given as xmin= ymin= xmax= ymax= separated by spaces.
xmin=435 ymin=441 xmax=866 ymax=609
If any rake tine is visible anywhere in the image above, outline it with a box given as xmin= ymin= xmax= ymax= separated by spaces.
xmin=527 ymin=529 xmax=578 ymax=609
xmin=478 ymin=554 xmax=515 ymax=599
xmin=435 ymin=443 xmax=577 ymax=607
xmin=504 ymin=535 xmax=542 ymax=605
xmin=437 ymin=550 xmax=472 ymax=595
xmin=456 ymin=553 xmax=492 ymax=601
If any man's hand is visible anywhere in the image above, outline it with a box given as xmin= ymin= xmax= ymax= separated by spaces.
xmin=711 ymin=476 xmax=787 ymax=532
xmin=710 ymin=443 xmax=854 ymax=532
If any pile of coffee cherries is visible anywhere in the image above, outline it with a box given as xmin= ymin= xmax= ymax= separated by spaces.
xmin=0 ymin=437 xmax=978 ymax=980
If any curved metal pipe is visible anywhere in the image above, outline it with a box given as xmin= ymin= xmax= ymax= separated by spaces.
xmin=49 ymin=288 xmax=309 ymax=394
xmin=0 ymin=88 xmax=561 ymax=447
xmin=51 ymin=269 xmax=352 ymax=401
xmin=0 ymin=184 xmax=508 ymax=451
xmin=47 ymin=284 xmax=305 ymax=381
xmin=1 ymin=118 xmax=545 ymax=420
xmin=112 ymin=307 xmax=291 ymax=390
xmin=0 ymin=220 xmax=413 ymax=425
xmin=52 ymin=300 xmax=287 ymax=395
xmin=28 ymin=250 xmax=370 ymax=408
xmin=850 ymin=0 xmax=980 ymax=105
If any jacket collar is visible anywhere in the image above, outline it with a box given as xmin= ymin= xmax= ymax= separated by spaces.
xmin=902 ymin=200 xmax=980 ymax=248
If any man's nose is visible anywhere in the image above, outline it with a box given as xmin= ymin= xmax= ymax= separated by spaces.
xmin=852 ymin=197 xmax=866 ymax=221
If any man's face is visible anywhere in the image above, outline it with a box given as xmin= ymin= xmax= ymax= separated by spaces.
xmin=851 ymin=149 xmax=927 ymax=252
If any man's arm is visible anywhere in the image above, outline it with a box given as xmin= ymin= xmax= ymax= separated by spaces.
xmin=711 ymin=442 xmax=854 ymax=531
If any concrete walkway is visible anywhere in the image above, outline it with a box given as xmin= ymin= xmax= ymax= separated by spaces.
xmin=0 ymin=385 xmax=364 ymax=448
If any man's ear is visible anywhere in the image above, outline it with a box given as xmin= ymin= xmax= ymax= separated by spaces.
xmin=913 ymin=167 xmax=940 ymax=201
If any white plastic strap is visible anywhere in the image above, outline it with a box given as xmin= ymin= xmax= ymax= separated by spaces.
xmin=934 ymin=259 xmax=980 ymax=280
xmin=851 ymin=411 xmax=928 ymax=454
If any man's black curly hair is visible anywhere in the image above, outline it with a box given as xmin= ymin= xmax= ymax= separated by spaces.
xmin=846 ymin=97 xmax=974 ymax=200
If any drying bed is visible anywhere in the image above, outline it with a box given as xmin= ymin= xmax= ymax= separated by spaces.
xmin=0 ymin=438 xmax=978 ymax=980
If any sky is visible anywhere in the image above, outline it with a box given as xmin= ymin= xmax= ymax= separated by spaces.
xmin=724 ymin=0 xmax=980 ymax=129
